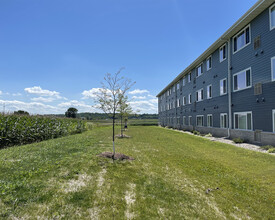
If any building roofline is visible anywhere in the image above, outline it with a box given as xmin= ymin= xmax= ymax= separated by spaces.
xmin=156 ymin=0 xmax=273 ymax=97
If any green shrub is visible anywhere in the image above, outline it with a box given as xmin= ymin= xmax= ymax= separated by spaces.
xmin=205 ymin=133 xmax=212 ymax=137
xmin=192 ymin=130 xmax=200 ymax=136
xmin=260 ymin=145 xmax=274 ymax=150
xmin=268 ymin=148 xmax=275 ymax=153
xmin=233 ymin=138 xmax=244 ymax=144
xmin=0 ymin=114 xmax=87 ymax=148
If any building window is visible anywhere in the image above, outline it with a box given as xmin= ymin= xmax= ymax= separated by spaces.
xmin=183 ymin=116 xmax=186 ymax=126
xmin=207 ymin=114 xmax=213 ymax=127
xmin=183 ymin=77 xmax=186 ymax=86
xmin=183 ymin=96 xmax=186 ymax=105
xmin=220 ymin=78 xmax=227 ymax=95
xmin=270 ymin=3 xmax=275 ymax=30
xmin=177 ymin=117 xmax=180 ymax=124
xmin=188 ymin=73 xmax=191 ymax=83
xmin=196 ymin=89 xmax=204 ymax=102
xmin=177 ymin=82 xmax=180 ymax=90
xmin=233 ymin=68 xmax=252 ymax=91
xmin=188 ymin=116 xmax=192 ymax=126
xmin=188 ymin=93 xmax=192 ymax=104
xmin=196 ymin=63 xmax=203 ymax=77
xmin=233 ymin=25 xmax=250 ymax=53
xmin=273 ymin=110 xmax=275 ymax=132
xmin=272 ymin=57 xmax=275 ymax=81
xmin=206 ymin=56 xmax=212 ymax=71
xmin=177 ymin=99 xmax=180 ymax=107
xmin=234 ymin=112 xmax=252 ymax=130
xmin=220 ymin=113 xmax=228 ymax=128
xmin=196 ymin=115 xmax=204 ymax=127
xmin=173 ymin=85 xmax=175 ymax=93
xmin=220 ymin=44 xmax=226 ymax=62
xmin=207 ymin=85 xmax=212 ymax=99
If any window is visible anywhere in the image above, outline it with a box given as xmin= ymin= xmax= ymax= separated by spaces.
xmin=196 ymin=63 xmax=203 ymax=77
xmin=177 ymin=117 xmax=180 ymax=124
xmin=207 ymin=85 xmax=212 ymax=99
xmin=188 ymin=116 xmax=192 ymax=126
xmin=177 ymin=82 xmax=180 ymax=90
xmin=183 ymin=96 xmax=186 ymax=105
xmin=183 ymin=116 xmax=186 ymax=126
xmin=220 ymin=44 xmax=226 ymax=62
xmin=188 ymin=93 xmax=192 ymax=104
xmin=273 ymin=110 xmax=275 ymax=132
xmin=173 ymin=85 xmax=175 ymax=93
xmin=233 ymin=25 xmax=250 ymax=53
xmin=234 ymin=112 xmax=252 ymax=130
xmin=183 ymin=77 xmax=186 ymax=86
xmin=207 ymin=114 xmax=213 ymax=127
xmin=196 ymin=89 xmax=204 ymax=102
xmin=220 ymin=78 xmax=227 ymax=95
xmin=270 ymin=4 xmax=275 ymax=30
xmin=196 ymin=115 xmax=204 ymax=127
xmin=206 ymin=56 xmax=212 ymax=71
xmin=233 ymin=68 xmax=252 ymax=91
xmin=272 ymin=57 xmax=275 ymax=81
xmin=177 ymin=99 xmax=180 ymax=107
xmin=220 ymin=113 xmax=228 ymax=128
xmin=188 ymin=73 xmax=191 ymax=83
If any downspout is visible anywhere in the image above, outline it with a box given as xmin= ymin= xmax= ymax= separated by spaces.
xmin=227 ymin=39 xmax=232 ymax=138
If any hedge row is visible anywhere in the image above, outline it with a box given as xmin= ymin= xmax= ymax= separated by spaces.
xmin=0 ymin=114 xmax=87 ymax=148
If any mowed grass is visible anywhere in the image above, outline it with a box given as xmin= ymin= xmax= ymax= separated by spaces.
xmin=0 ymin=126 xmax=274 ymax=219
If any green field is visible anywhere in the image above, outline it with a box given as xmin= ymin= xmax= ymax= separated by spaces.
xmin=0 ymin=126 xmax=274 ymax=219
xmin=89 ymin=118 xmax=158 ymax=126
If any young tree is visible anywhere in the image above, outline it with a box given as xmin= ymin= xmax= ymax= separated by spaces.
xmin=118 ymin=94 xmax=132 ymax=137
xmin=65 ymin=107 xmax=78 ymax=118
xmin=94 ymin=68 xmax=135 ymax=158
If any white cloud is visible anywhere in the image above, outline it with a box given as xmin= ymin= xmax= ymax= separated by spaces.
xmin=129 ymin=100 xmax=157 ymax=114
xmin=58 ymin=100 xmax=95 ymax=112
xmin=82 ymin=88 xmax=101 ymax=99
xmin=0 ymin=91 xmax=2 ymax=95
xmin=31 ymin=97 xmax=56 ymax=103
xmin=24 ymin=86 xmax=61 ymax=97
xmin=129 ymin=89 xmax=149 ymax=95
xmin=0 ymin=99 xmax=59 ymax=114
xmin=147 ymin=94 xmax=156 ymax=98
xmin=132 ymin=96 xmax=146 ymax=100
xmin=12 ymin=93 xmax=22 ymax=96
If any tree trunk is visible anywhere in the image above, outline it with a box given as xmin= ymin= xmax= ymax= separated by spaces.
xmin=112 ymin=112 xmax=115 ymax=159
xmin=121 ymin=114 xmax=123 ymax=137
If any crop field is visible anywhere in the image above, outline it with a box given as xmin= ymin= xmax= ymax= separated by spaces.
xmin=0 ymin=126 xmax=274 ymax=219
xmin=90 ymin=118 xmax=158 ymax=126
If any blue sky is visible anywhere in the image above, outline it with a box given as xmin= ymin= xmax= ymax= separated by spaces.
xmin=0 ymin=0 xmax=258 ymax=114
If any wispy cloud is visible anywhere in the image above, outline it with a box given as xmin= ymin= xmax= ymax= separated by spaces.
xmin=132 ymin=96 xmax=146 ymax=100
xmin=12 ymin=93 xmax=22 ymax=96
xmin=81 ymin=88 xmax=101 ymax=99
xmin=0 ymin=91 xmax=2 ymax=95
xmin=58 ymin=100 xmax=95 ymax=112
xmin=129 ymin=89 xmax=149 ymax=95
xmin=25 ymin=86 xmax=60 ymax=97
xmin=31 ymin=97 xmax=56 ymax=103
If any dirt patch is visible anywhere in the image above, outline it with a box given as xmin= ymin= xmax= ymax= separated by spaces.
xmin=97 ymin=152 xmax=134 ymax=160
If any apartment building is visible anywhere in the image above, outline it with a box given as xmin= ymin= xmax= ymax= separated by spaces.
xmin=157 ymin=0 xmax=275 ymax=145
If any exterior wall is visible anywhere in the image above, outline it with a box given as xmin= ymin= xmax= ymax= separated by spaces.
xmin=158 ymin=4 xmax=275 ymax=145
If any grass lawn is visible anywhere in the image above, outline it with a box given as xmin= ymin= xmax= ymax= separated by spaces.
xmin=0 ymin=126 xmax=274 ymax=219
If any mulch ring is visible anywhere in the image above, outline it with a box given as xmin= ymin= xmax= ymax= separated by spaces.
xmin=97 ymin=152 xmax=134 ymax=160
xmin=115 ymin=134 xmax=131 ymax=139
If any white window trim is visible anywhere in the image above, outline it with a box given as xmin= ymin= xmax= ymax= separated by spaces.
xmin=183 ymin=96 xmax=186 ymax=106
xmin=196 ymin=115 xmax=204 ymax=127
xmin=233 ymin=111 xmax=253 ymax=131
xmin=177 ymin=82 xmax=180 ymax=90
xmin=220 ymin=78 xmax=227 ymax=96
xmin=188 ymin=93 xmax=192 ymax=104
xmin=206 ymin=55 xmax=212 ymax=71
xmin=207 ymin=84 xmax=212 ymax=99
xmin=188 ymin=72 xmax=191 ymax=83
xmin=219 ymin=44 xmax=227 ymax=63
xmin=273 ymin=110 xmax=275 ymax=133
xmin=196 ymin=88 xmax=203 ymax=102
xmin=272 ymin=56 xmax=275 ymax=81
xmin=220 ymin=113 xmax=228 ymax=128
xmin=270 ymin=3 xmax=275 ymax=31
xmin=232 ymin=24 xmax=251 ymax=54
xmin=233 ymin=67 xmax=252 ymax=92
xmin=207 ymin=114 xmax=213 ymax=127
xmin=196 ymin=63 xmax=203 ymax=78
